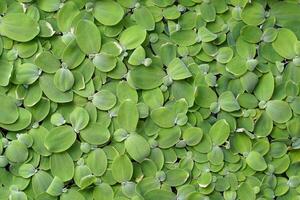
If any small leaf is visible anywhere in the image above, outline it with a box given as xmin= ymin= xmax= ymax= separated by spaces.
xmin=165 ymin=168 xmax=189 ymax=187
xmin=0 ymin=94 xmax=18 ymax=124
xmin=93 ymin=53 xmax=117 ymax=72
xmin=93 ymin=0 xmax=124 ymax=26
xmin=246 ymin=151 xmax=267 ymax=171
xmin=219 ymin=91 xmax=240 ymax=112
xmin=0 ymin=13 xmax=40 ymax=42
xmin=241 ymin=2 xmax=265 ymax=26
xmin=50 ymin=152 xmax=74 ymax=181
xmin=112 ymin=154 xmax=133 ymax=183
xmin=5 ymin=140 xmax=28 ymax=163
xmin=120 ymin=25 xmax=147 ymax=50
xmin=80 ymin=122 xmax=110 ymax=145
xmin=125 ymin=134 xmax=150 ymax=163
xmin=266 ymin=100 xmax=292 ymax=123
xmin=86 ymin=148 xmax=107 ymax=176
xmin=127 ymin=66 xmax=166 ymax=90
xmin=70 ymin=107 xmax=90 ymax=132
xmin=118 ymin=100 xmax=139 ymax=133
xmin=75 ymin=20 xmax=101 ymax=54
xmin=167 ymin=58 xmax=192 ymax=80
xmin=209 ymin=119 xmax=230 ymax=146
xmin=53 ymin=68 xmax=74 ymax=92
xmin=92 ymin=90 xmax=117 ymax=111
xmin=272 ymin=28 xmax=297 ymax=59
xmin=44 ymin=125 xmax=76 ymax=153
xmin=216 ymin=47 xmax=234 ymax=64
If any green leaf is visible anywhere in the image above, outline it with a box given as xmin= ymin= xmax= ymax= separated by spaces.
xmin=44 ymin=125 xmax=76 ymax=153
xmin=80 ymin=122 xmax=110 ymax=145
xmin=86 ymin=148 xmax=107 ymax=176
xmin=209 ymin=119 xmax=230 ymax=145
xmin=50 ymin=152 xmax=74 ymax=181
xmin=266 ymin=100 xmax=292 ymax=123
xmin=246 ymin=151 xmax=267 ymax=171
xmin=111 ymin=154 xmax=133 ymax=183
xmin=70 ymin=107 xmax=90 ymax=132
xmin=92 ymin=90 xmax=117 ymax=111
xmin=93 ymin=0 xmax=124 ymax=26
xmin=57 ymin=1 xmax=79 ymax=32
xmin=117 ymin=99 xmax=139 ymax=133
xmin=19 ymin=163 xmax=36 ymax=178
xmin=75 ymin=20 xmax=101 ymax=54
xmin=254 ymin=111 xmax=273 ymax=137
xmin=46 ymin=176 xmax=64 ymax=196
xmin=125 ymin=134 xmax=150 ymax=163
xmin=165 ymin=168 xmax=189 ymax=187
xmin=195 ymin=86 xmax=218 ymax=108
xmin=5 ymin=140 xmax=28 ymax=163
xmin=144 ymin=189 xmax=176 ymax=200
xmin=182 ymin=127 xmax=203 ymax=146
xmin=93 ymin=53 xmax=117 ymax=72
xmin=0 ymin=13 xmax=39 ymax=42
xmin=241 ymin=2 xmax=265 ymax=26
xmin=0 ymin=94 xmax=18 ymax=124
xmin=272 ymin=28 xmax=297 ymax=59
xmin=216 ymin=47 xmax=234 ymax=64
xmin=93 ymin=183 xmax=114 ymax=200
xmin=167 ymin=58 xmax=192 ymax=80
xmin=120 ymin=25 xmax=147 ymax=50
xmin=0 ymin=59 xmax=13 ymax=86
xmin=219 ymin=91 xmax=240 ymax=112
xmin=32 ymin=171 xmax=53 ymax=196
xmin=150 ymin=107 xmax=176 ymax=128
xmin=53 ymin=68 xmax=74 ymax=92
xmin=127 ymin=66 xmax=166 ymax=90
xmin=134 ymin=7 xmax=155 ymax=31
xmin=39 ymin=74 xmax=73 ymax=103
xmin=253 ymin=72 xmax=274 ymax=101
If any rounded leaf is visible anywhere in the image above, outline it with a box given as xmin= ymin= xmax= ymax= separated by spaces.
xmin=50 ymin=152 xmax=74 ymax=181
xmin=120 ymin=25 xmax=147 ymax=50
xmin=117 ymin=100 xmax=139 ymax=133
xmin=92 ymin=90 xmax=117 ymax=111
xmin=127 ymin=66 xmax=166 ymax=90
xmin=53 ymin=68 xmax=74 ymax=92
xmin=241 ymin=2 xmax=265 ymax=26
xmin=75 ymin=20 xmax=101 ymax=54
xmin=167 ymin=58 xmax=192 ymax=80
xmin=5 ymin=140 xmax=28 ymax=163
xmin=70 ymin=107 xmax=90 ymax=132
xmin=112 ymin=154 xmax=133 ymax=183
xmin=0 ymin=13 xmax=39 ymax=42
xmin=93 ymin=53 xmax=117 ymax=72
xmin=165 ymin=168 xmax=189 ymax=187
xmin=93 ymin=0 xmax=124 ymax=26
xmin=86 ymin=148 xmax=107 ymax=176
xmin=0 ymin=94 xmax=18 ymax=124
xmin=219 ymin=91 xmax=240 ymax=112
xmin=272 ymin=28 xmax=297 ymax=59
xmin=125 ymin=134 xmax=150 ymax=163
xmin=216 ymin=47 xmax=234 ymax=64
xmin=44 ymin=125 xmax=76 ymax=153
xmin=80 ymin=122 xmax=110 ymax=145
xmin=209 ymin=119 xmax=230 ymax=146
xmin=246 ymin=151 xmax=267 ymax=171
xmin=266 ymin=100 xmax=292 ymax=123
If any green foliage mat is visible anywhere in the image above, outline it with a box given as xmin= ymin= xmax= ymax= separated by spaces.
xmin=0 ymin=0 xmax=300 ymax=199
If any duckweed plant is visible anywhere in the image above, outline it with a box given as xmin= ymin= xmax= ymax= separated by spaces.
xmin=0 ymin=0 xmax=300 ymax=199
